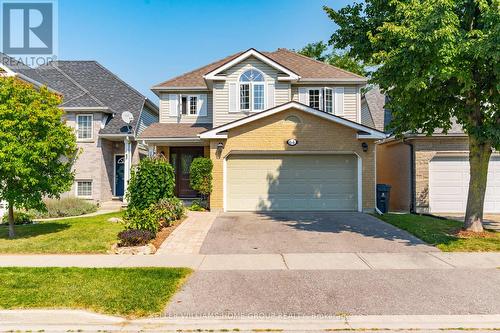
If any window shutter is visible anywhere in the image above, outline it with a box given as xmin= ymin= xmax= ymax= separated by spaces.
xmin=266 ymin=83 xmax=275 ymax=109
xmin=298 ymin=87 xmax=307 ymax=104
xmin=169 ymin=94 xmax=179 ymax=116
xmin=335 ymin=87 xmax=344 ymax=116
xmin=229 ymin=82 xmax=237 ymax=113
xmin=198 ymin=94 xmax=207 ymax=116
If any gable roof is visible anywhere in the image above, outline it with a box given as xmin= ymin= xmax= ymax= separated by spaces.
xmin=17 ymin=61 xmax=159 ymax=136
xmin=199 ymin=101 xmax=386 ymax=140
xmin=152 ymin=48 xmax=367 ymax=91
xmin=204 ymin=48 xmax=300 ymax=81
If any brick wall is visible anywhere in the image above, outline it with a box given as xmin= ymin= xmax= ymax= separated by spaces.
xmin=209 ymin=108 xmax=377 ymax=212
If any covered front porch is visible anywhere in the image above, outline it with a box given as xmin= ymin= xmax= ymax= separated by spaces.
xmin=139 ymin=123 xmax=211 ymax=199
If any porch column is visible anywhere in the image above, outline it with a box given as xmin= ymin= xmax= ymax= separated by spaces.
xmin=123 ymin=136 xmax=132 ymax=204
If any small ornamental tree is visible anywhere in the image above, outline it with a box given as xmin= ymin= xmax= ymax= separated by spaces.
xmin=126 ymin=156 xmax=175 ymax=210
xmin=325 ymin=0 xmax=500 ymax=232
xmin=189 ymin=157 xmax=213 ymax=206
xmin=0 ymin=77 xmax=78 ymax=238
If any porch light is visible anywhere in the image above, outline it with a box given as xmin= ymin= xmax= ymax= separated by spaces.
xmin=361 ymin=142 xmax=369 ymax=152
xmin=216 ymin=142 xmax=224 ymax=159
xmin=217 ymin=142 xmax=224 ymax=149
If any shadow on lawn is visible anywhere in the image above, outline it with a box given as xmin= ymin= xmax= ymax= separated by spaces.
xmin=0 ymin=223 xmax=70 ymax=239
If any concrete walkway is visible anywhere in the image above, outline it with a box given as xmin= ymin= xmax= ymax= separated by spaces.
xmin=156 ymin=211 xmax=218 ymax=255
xmin=1 ymin=251 xmax=499 ymax=270
xmin=1 ymin=310 xmax=499 ymax=331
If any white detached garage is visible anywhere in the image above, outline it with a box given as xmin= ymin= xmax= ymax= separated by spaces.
xmin=429 ymin=155 xmax=500 ymax=213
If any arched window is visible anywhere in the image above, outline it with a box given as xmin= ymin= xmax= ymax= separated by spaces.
xmin=239 ymin=69 xmax=265 ymax=111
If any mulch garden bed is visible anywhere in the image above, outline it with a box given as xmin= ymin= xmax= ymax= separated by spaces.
xmin=150 ymin=216 xmax=187 ymax=250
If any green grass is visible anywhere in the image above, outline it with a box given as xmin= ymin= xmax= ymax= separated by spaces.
xmin=0 ymin=267 xmax=191 ymax=318
xmin=376 ymin=213 xmax=500 ymax=252
xmin=0 ymin=212 xmax=124 ymax=254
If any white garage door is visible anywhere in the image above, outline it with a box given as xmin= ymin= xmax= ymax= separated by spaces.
xmin=429 ymin=156 xmax=500 ymax=213
xmin=226 ymin=154 xmax=358 ymax=211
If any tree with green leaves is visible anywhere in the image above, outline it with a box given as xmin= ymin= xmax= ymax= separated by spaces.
xmin=325 ymin=0 xmax=499 ymax=232
xmin=297 ymin=42 xmax=368 ymax=76
xmin=0 ymin=77 xmax=78 ymax=238
xmin=190 ymin=157 xmax=213 ymax=208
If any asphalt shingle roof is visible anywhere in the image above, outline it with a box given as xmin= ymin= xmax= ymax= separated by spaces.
xmin=140 ymin=123 xmax=212 ymax=139
xmin=153 ymin=48 xmax=366 ymax=89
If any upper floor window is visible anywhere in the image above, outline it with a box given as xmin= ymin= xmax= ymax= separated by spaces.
xmin=301 ymin=87 xmax=337 ymax=114
xmin=76 ymin=114 xmax=93 ymax=140
xmin=181 ymin=95 xmax=198 ymax=115
xmin=239 ymin=69 xmax=265 ymax=111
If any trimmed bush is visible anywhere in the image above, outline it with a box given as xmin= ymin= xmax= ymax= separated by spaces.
xmin=187 ymin=199 xmax=206 ymax=211
xmin=123 ymin=198 xmax=185 ymax=234
xmin=152 ymin=198 xmax=185 ymax=227
xmin=117 ymin=229 xmax=155 ymax=247
xmin=189 ymin=157 xmax=213 ymax=208
xmin=126 ymin=157 xmax=175 ymax=210
xmin=1 ymin=211 xmax=33 ymax=225
xmin=28 ymin=197 xmax=98 ymax=219
xmin=123 ymin=207 xmax=160 ymax=234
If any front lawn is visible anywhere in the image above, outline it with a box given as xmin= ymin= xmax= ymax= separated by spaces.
xmin=376 ymin=213 xmax=500 ymax=252
xmin=0 ymin=212 xmax=123 ymax=254
xmin=0 ymin=267 xmax=191 ymax=317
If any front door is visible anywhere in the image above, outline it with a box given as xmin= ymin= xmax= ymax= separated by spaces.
xmin=170 ymin=147 xmax=204 ymax=198
xmin=115 ymin=155 xmax=125 ymax=197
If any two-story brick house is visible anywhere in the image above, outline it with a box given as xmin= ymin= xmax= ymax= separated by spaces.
xmin=141 ymin=48 xmax=385 ymax=212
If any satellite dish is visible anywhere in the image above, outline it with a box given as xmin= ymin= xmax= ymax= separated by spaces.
xmin=121 ymin=111 xmax=134 ymax=124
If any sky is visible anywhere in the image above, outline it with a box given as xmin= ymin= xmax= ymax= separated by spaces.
xmin=57 ymin=0 xmax=353 ymax=102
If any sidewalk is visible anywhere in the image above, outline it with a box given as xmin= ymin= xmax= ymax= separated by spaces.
xmin=0 ymin=251 xmax=499 ymax=270
xmin=1 ymin=310 xmax=499 ymax=331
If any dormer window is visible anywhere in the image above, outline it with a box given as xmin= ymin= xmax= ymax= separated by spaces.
xmin=239 ymin=69 xmax=265 ymax=112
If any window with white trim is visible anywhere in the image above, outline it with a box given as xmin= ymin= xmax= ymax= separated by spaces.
xmin=180 ymin=95 xmax=198 ymax=115
xmin=239 ymin=69 xmax=265 ymax=111
xmin=76 ymin=114 xmax=93 ymax=140
xmin=305 ymin=88 xmax=334 ymax=113
xmin=76 ymin=181 xmax=92 ymax=198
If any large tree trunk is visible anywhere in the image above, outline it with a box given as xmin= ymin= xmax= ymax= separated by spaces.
xmin=464 ymin=135 xmax=492 ymax=232
xmin=8 ymin=204 xmax=15 ymax=238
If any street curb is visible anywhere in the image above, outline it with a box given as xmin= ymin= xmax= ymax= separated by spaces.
xmin=1 ymin=310 xmax=499 ymax=331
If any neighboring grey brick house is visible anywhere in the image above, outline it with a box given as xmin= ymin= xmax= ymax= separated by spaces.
xmin=0 ymin=54 xmax=159 ymax=203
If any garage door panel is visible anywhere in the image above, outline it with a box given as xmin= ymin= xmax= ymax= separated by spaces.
xmin=227 ymin=154 xmax=358 ymax=211
xmin=429 ymin=156 xmax=500 ymax=213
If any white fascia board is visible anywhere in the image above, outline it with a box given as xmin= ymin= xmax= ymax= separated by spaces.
xmin=63 ymin=106 xmax=113 ymax=113
xmin=357 ymin=133 xmax=387 ymax=140
xmin=299 ymin=77 xmax=368 ymax=83
xmin=197 ymin=132 xmax=228 ymax=139
xmin=199 ymin=101 xmax=386 ymax=139
xmin=141 ymin=137 xmax=202 ymax=142
xmin=203 ymin=49 xmax=300 ymax=81
xmin=151 ymin=86 xmax=208 ymax=91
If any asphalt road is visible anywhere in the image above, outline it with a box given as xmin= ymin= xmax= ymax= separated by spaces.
xmin=165 ymin=269 xmax=500 ymax=316
xmin=200 ymin=212 xmax=438 ymax=254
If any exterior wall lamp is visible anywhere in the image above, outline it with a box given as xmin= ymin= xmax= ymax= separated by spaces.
xmin=216 ymin=142 xmax=224 ymax=159
xmin=361 ymin=142 xmax=369 ymax=152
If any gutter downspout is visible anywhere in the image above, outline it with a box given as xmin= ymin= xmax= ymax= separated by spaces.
xmin=403 ymin=138 xmax=415 ymax=213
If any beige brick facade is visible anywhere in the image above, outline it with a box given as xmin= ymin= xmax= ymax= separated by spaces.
xmin=413 ymin=137 xmax=469 ymax=213
xmin=209 ymin=108 xmax=377 ymax=212
xmin=376 ymin=136 xmax=469 ymax=213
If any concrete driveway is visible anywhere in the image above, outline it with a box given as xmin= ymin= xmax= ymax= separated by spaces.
xmin=200 ymin=212 xmax=438 ymax=254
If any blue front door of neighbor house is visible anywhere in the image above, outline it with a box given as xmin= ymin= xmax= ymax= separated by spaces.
xmin=115 ymin=155 xmax=125 ymax=197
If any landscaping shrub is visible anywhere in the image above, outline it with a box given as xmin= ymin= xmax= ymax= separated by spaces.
xmin=187 ymin=199 xmax=206 ymax=211
xmin=1 ymin=211 xmax=33 ymax=225
xmin=123 ymin=207 xmax=160 ymax=234
xmin=117 ymin=229 xmax=155 ymax=247
xmin=151 ymin=198 xmax=185 ymax=227
xmin=189 ymin=157 xmax=213 ymax=208
xmin=28 ymin=197 xmax=98 ymax=219
xmin=126 ymin=157 xmax=175 ymax=210
xmin=123 ymin=198 xmax=185 ymax=233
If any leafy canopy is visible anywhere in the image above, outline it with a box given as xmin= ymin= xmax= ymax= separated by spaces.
xmin=0 ymin=77 xmax=77 ymax=211
xmin=325 ymin=0 xmax=500 ymax=146
xmin=297 ymin=41 xmax=368 ymax=76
